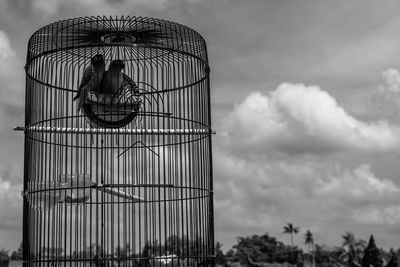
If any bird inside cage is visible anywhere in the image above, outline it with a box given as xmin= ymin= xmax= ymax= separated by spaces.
xmin=99 ymin=59 xmax=142 ymax=107
xmin=73 ymin=54 xmax=105 ymax=111
xmin=73 ymin=55 xmax=143 ymax=128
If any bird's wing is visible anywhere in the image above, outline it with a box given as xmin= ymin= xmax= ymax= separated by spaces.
xmin=73 ymin=65 xmax=93 ymax=101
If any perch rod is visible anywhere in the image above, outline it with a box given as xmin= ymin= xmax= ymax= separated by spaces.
xmin=14 ymin=126 xmax=215 ymax=135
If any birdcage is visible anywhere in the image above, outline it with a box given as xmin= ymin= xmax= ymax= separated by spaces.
xmin=19 ymin=16 xmax=214 ymax=266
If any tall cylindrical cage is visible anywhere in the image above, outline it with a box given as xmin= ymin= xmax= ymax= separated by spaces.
xmin=21 ymin=16 xmax=214 ymax=266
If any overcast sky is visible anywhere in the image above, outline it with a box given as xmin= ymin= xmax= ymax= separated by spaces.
xmin=1 ymin=0 xmax=400 ymax=252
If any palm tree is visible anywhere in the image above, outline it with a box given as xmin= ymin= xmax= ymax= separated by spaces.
xmin=341 ymin=232 xmax=366 ymax=266
xmin=305 ymin=230 xmax=315 ymax=267
xmin=283 ymin=223 xmax=300 ymax=247
xmin=283 ymin=223 xmax=300 ymax=263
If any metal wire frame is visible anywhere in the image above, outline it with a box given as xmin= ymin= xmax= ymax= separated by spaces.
xmin=21 ymin=16 xmax=214 ymax=266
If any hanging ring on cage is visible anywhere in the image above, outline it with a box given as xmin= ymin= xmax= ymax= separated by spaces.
xmin=100 ymin=32 xmax=136 ymax=44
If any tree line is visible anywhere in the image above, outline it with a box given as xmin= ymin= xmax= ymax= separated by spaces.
xmin=214 ymin=223 xmax=399 ymax=267
xmin=1 ymin=223 xmax=398 ymax=267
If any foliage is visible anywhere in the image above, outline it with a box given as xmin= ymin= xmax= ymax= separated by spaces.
xmin=362 ymin=236 xmax=383 ymax=267
xmin=0 ymin=249 xmax=9 ymax=264
xmin=215 ymin=242 xmax=228 ymax=266
xmin=10 ymin=243 xmax=22 ymax=260
xmin=284 ymin=223 xmax=301 ymax=263
xmin=4 ymin=232 xmax=400 ymax=267
xmin=226 ymin=233 xmax=300 ymax=266
xmin=141 ymin=235 xmax=204 ymax=258
xmin=385 ymin=254 xmax=397 ymax=267
xmin=284 ymin=223 xmax=300 ymax=247
xmin=305 ymin=231 xmax=314 ymax=250
xmin=341 ymin=232 xmax=366 ymax=266
xmin=313 ymin=244 xmax=343 ymax=267
xmin=284 ymin=224 xmax=300 ymax=235
xmin=114 ymin=243 xmax=131 ymax=258
xmin=304 ymin=230 xmax=315 ymax=266
xmin=39 ymin=246 xmax=63 ymax=260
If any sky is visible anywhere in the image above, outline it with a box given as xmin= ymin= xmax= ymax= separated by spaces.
xmin=1 ymin=0 xmax=400 ymax=253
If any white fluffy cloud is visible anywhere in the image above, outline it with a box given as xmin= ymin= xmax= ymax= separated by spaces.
xmin=221 ymin=82 xmax=400 ymax=155
xmin=215 ymin=82 xmax=400 ymax=248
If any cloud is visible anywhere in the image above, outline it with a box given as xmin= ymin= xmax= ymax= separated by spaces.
xmin=381 ymin=68 xmax=400 ymax=93
xmin=0 ymin=29 xmax=17 ymax=73
xmin=0 ymin=174 xmax=22 ymax=250
xmin=1 ymin=0 xmax=400 ymax=253
xmin=315 ymin=164 xmax=399 ymax=204
xmin=0 ymin=30 xmax=15 ymax=59
xmin=215 ymin=82 xmax=400 ymax=248
xmin=214 ymin=145 xmax=400 ymax=249
xmin=215 ymin=79 xmax=400 ymax=245
xmin=366 ymin=68 xmax=400 ymax=123
xmin=32 ymin=0 xmax=60 ymax=17
xmin=0 ymin=29 xmax=22 ymax=124
xmin=0 ymin=29 xmax=23 ymax=128
xmin=0 ymin=176 xmax=21 ymax=228
xmin=353 ymin=206 xmax=400 ymax=226
xmin=221 ymin=82 xmax=400 ymax=156
xmin=30 ymin=0 xmax=169 ymax=18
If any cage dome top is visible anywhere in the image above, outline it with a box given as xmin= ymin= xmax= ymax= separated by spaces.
xmin=27 ymin=15 xmax=207 ymax=63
